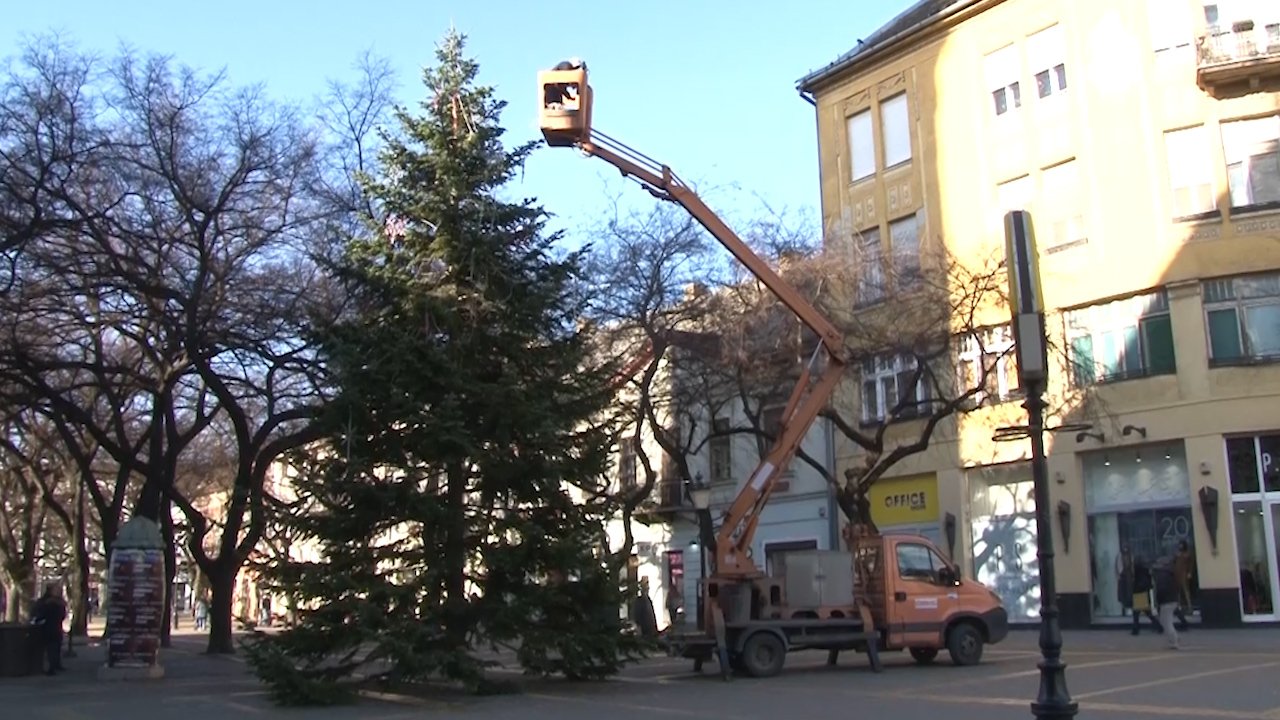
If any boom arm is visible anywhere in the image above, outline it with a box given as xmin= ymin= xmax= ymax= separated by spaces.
xmin=539 ymin=62 xmax=847 ymax=579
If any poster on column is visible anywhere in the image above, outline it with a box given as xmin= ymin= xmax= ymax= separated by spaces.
xmin=106 ymin=547 xmax=166 ymax=667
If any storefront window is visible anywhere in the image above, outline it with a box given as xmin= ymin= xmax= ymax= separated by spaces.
xmin=1089 ymin=507 xmax=1197 ymax=617
xmin=1228 ymin=434 xmax=1280 ymax=494
xmin=1084 ymin=442 xmax=1192 ymax=619
xmin=968 ymin=464 xmax=1040 ymax=622
xmin=1228 ymin=436 xmax=1261 ymax=493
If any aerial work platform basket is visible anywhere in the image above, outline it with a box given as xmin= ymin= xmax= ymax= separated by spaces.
xmin=537 ymin=61 xmax=592 ymax=147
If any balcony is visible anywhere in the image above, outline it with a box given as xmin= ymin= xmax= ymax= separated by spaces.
xmin=1197 ymin=19 xmax=1280 ymax=99
xmin=634 ymin=479 xmax=688 ymax=525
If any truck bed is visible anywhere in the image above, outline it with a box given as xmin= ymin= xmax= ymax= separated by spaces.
xmin=667 ymin=615 xmax=881 ymax=668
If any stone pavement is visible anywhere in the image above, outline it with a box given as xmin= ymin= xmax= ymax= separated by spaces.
xmin=4 ymin=625 xmax=1280 ymax=719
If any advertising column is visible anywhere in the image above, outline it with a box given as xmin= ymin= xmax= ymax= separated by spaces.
xmin=100 ymin=516 xmax=167 ymax=680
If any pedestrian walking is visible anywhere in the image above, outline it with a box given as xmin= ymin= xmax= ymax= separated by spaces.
xmin=1154 ymin=556 xmax=1182 ymax=649
xmin=1116 ymin=545 xmax=1134 ymax=617
xmin=665 ymin=583 xmax=684 ymax=630
xmin=194 ymin=596 xmax=208 ymax=631
xmin=30 ymin=583 xmax=67 ymax=675
xmin=1174 ymin=540 xmax=1194 ymax=629
xmin=1130 ymin=556 xmax=1162 ymax=635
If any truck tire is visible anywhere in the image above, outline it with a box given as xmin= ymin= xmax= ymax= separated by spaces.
xmin=946 ymin=623 xmax=984 ymax=666
xmin=740 ymin=631 xmax=786 ymax=678
xmin=909 ymin=647 xmax=939 ymax=664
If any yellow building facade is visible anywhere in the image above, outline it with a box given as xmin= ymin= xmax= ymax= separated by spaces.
xmin=799 ymin=0 xmax=1280 ymax=627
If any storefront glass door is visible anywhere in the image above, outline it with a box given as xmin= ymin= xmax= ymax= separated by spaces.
xmin=1227 ymin=434 xmax=1280 ymax=620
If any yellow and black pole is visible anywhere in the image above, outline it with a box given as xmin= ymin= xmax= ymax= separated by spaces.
xmin=1004 ymin=210 xmax=1077 ymax=720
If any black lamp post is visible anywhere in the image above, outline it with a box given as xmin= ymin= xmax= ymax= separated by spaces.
xmin=999 ymin=211 xmax=1078 ymax=720
xmin=686 ymin=473 xmax=713 ymax=629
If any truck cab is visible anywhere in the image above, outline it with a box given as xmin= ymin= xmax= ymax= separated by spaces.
xmin=872 ymin=533 xmax=1009 ymax=665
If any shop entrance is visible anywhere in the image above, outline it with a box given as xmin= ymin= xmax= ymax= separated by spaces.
xmin=1083 ymin=443 xmax=1195 ymax=623
xmin=1226 ymin=435 xmax=1280 ymax=620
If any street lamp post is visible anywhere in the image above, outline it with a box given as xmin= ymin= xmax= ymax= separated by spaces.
xmin=686 ymin=473 xmax=713 ymax=629
xmin=1001 ymin=211 xmax=1077 ymax=720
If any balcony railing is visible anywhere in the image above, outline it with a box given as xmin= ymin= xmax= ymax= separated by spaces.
xmin=1197 ymin=19 xmax=1280 ymax=98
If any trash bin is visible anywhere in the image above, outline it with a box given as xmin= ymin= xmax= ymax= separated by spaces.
xmin=0 ymin=623 xmax=44 ymax=677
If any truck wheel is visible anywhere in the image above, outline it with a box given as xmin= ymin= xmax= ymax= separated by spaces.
xmin=740 ymin=632 xmax=786 ymax=678
xmin=909 ymin=647 xmax=939 ymax=664
xmin=946 ymin=623 xmax=984 ymax=666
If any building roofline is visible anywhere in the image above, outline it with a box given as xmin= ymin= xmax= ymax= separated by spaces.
xmin=796 ymin=0 xmax=996 ymax=95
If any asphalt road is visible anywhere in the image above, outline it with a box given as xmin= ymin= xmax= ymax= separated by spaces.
xmin=5 ymin=627 xmax=1280 ymax=719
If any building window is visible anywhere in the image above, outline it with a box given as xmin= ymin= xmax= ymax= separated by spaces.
xmin=861 ymin=352 xmax=931 ymax=423
xmin=984 ymin=44 xmax=1022 ymax=117
xmin=956 ymin=325 xmax=1020 ymax=407
xmin=1165 ymin=125 xmax=1217 ymax=218
xmin=758 ymin=406 xmax=794 ymax=483
xmin=994 ymin=175 xmax=1033 ymax=241
xmin=880 ymin=93 xmax=912 ymax=168
xmin=709 ymin=417 xmax=731 ymax=484
xmin=848 ymin=109 xmax=875 ymax=182
xmin=1221 ymin=115 xmax=1280 ymax=209
xmin=1041 ymin=160 xmax=1086 ymax=248
xmin=618 ymin=439 xmax=637 ymax=489
xmin=1203 ymin=272 xmax=1280 ymax=364
xmin=998 ymin=175 xmax=1033 ymax=211
xmin=1027 ymin=24 xmax=1068 ymax=100
xmin=889 ymin=211 xmax=922 ymax=289
xmin=1147 ymin=0 xmax=1194 ymax=53
xmin=1067 ymin=289 xmax=1176 ymax=384
xmin=854 ymin=225 xmax=884 ymax=306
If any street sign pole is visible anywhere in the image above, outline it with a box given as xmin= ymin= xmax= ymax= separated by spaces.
xmin=1004 ymin=210 xmax=1078 ymax=720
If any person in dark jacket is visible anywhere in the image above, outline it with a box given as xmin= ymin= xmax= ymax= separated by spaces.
xmin=1153 ymin=556 xmax=1182 ymax=649
xmin=1130 ymin=557 xmax=1162 ymax=636
xmin=30 ymin=584 xmax=67 ymax=675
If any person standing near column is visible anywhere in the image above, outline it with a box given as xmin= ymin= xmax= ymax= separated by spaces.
xmin=30 ymin=583 xmax=67 ymax=675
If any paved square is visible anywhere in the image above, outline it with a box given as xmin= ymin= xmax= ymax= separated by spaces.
xmin=5 ymin=627 xmax=1280 ymax=719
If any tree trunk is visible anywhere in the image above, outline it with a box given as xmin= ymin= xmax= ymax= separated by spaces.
xmin=99 ymin=530 xmax=114 ymax=640
xmin=70 ymin=486 xmax=91 ymax=636
xmin=443 ymin=461 xmax=468 ymax=647
xmin=205 ymin=564 xmax=237 ymax=654
xmin=4 ymin=583 xmax=24 ymax=622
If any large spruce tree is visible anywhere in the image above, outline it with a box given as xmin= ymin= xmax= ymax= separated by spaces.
xmin=245 ymin=30 xmax=640 ymax=704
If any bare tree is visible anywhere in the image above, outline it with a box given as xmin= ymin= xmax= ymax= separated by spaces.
xmin=595 ymin=200 xmax=1021 ymax=535
xmin=0 ymin=416 xmax=48 ymax=620
xmin=584 ymin=201 xmax=732 ymax=565
xmin=0 ymin=39 xmax=384 ymax=653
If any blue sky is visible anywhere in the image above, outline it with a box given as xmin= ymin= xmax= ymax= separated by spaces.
xmin=4 ymin=0 xmax=906 ymax=245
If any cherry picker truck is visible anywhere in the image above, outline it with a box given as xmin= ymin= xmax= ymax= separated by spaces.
xmin=538 ymin=60 xmax=1008 ymax=679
